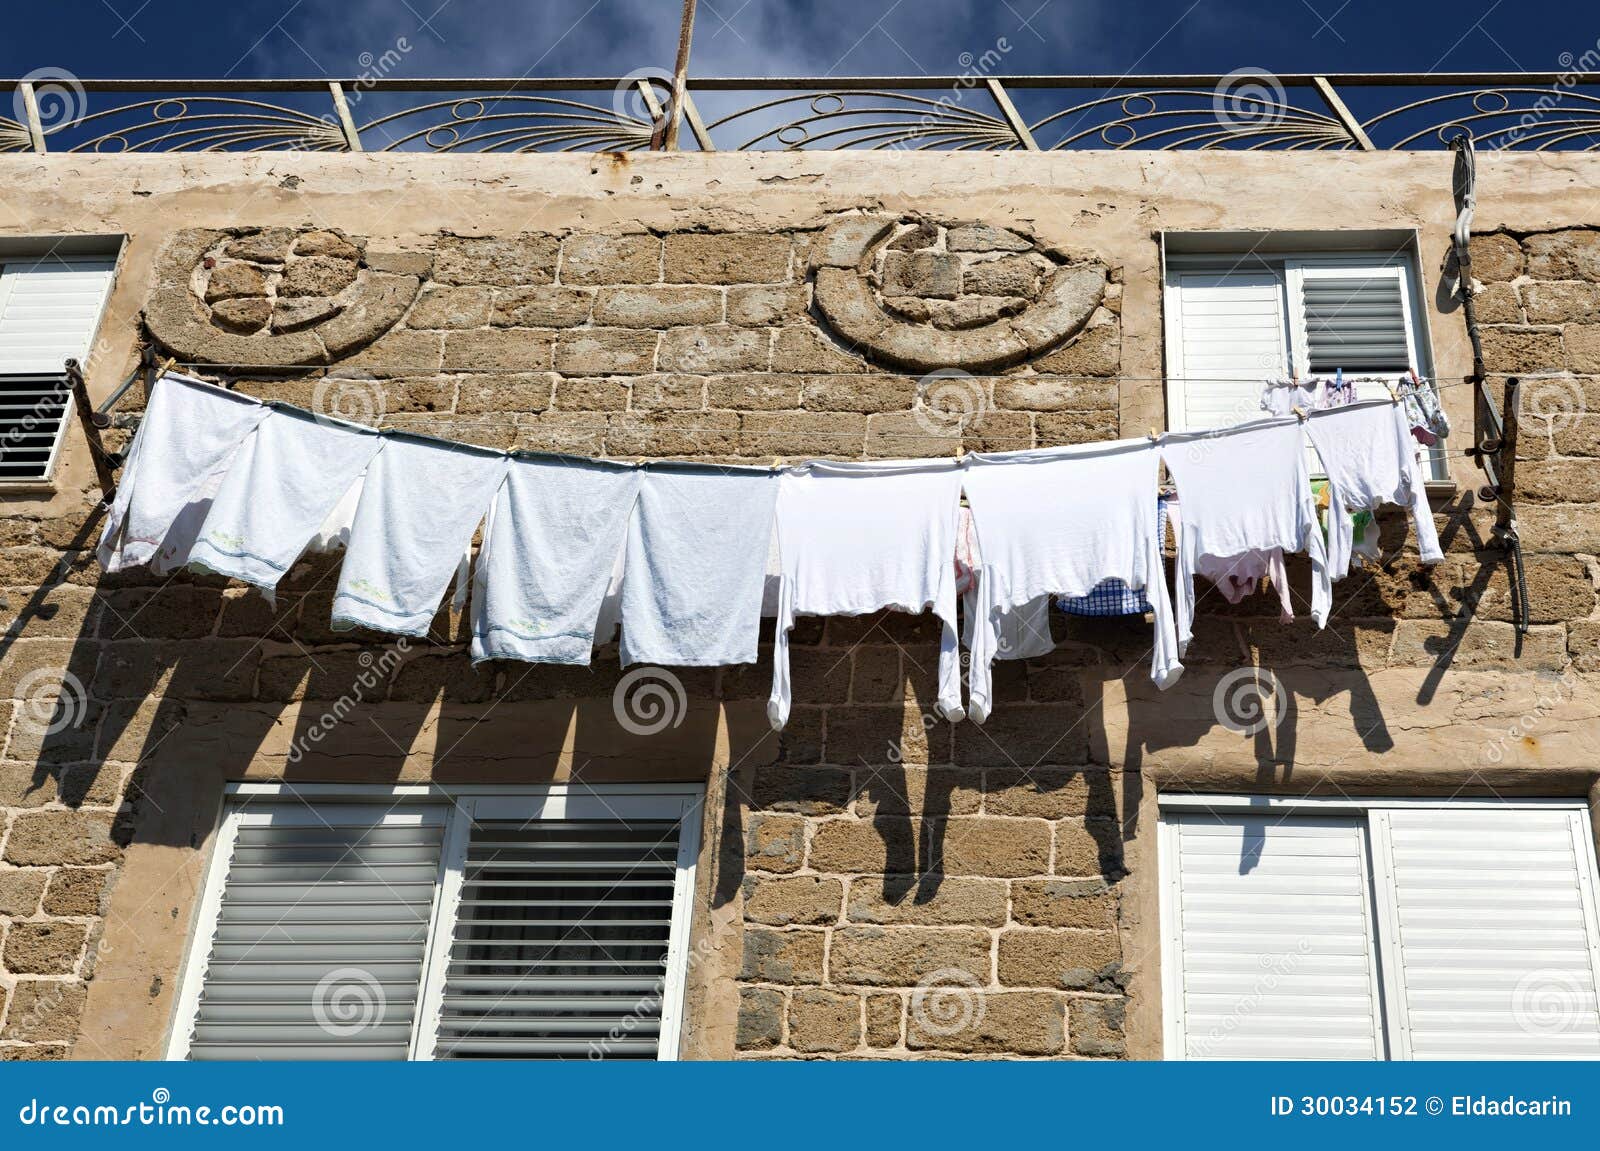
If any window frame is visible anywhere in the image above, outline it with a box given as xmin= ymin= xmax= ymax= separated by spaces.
xmin=0 ymin=245 xmax=122 ymax=487
xmin=1161 ymin=244 xmax=1443 ymax=479
xmin=166 ymin=781 xmax=706 ymax=1063
xmin=1156 ymin=794 xmax=1600 ymax=1061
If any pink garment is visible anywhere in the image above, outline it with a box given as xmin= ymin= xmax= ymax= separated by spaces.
xmin=1164 ymin=495 xmax=1294 ymax=623
xmin=1195 ymin=549 xmax=1294 ymax=623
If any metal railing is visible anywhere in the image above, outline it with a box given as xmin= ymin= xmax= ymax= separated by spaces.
xmin=3 ymin=72 xmax=1598 ymax=154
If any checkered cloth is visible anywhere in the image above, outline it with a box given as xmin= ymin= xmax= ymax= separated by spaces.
xmin=1058 ymin=498 xmax=1168 ymax=617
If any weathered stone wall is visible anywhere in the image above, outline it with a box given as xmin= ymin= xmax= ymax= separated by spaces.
xmin=0 ymin=151 xmax=1595 ymax=1062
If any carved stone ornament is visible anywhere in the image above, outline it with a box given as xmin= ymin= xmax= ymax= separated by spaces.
xmin=810 ymin=214 xmax=1108 ymax=372
xmin=143 ymin=227 xmax=421 ymax=367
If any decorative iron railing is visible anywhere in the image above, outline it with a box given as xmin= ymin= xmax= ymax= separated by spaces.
xmin=2 ymin=72 xmax=1599 ymax=154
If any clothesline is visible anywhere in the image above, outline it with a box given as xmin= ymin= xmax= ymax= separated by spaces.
xmin=162 ymin=360 xmax=1466 ymax=386
xmin=99 ymin=373 xmax=1446 ymax=731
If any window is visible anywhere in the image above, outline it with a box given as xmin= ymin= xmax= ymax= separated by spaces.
xmin=1162 ymin=248 xmax=1432 ymax=436
xmin=1158 ymin=797 xmax=1600 ymax=1060
xmin=0 ymin=254 xmax=117 ymax=483
xmin=168 ymin=784 xmax=703 ymax=1061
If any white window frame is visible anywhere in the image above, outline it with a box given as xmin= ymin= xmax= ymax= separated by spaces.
xmin=1162 ymin=246 xmax=1444 ymax=479
xmin=0 ymin=249 xmax=120 ymax=486
xmin=167 ymin=781 xmax=705 ymax=1062
xmin=1156 ymin=794 xmax=1600 ymax=1061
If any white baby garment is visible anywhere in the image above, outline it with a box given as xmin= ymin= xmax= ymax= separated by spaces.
xmin=1161 ymin=418 xmax=1329 ymax=653
xmin=187 ymin=406 xmax=383 ymax=598
xmin=963 ymin=439 xmax=1180 ymax=723
xmin=619 ymin=464 xmax=779 ymax=668
xmin=768 ymin=460 xmax=965 ymax=730
xmin=97 ymin=374 xmax=268 ymax=574
xmin=954 ymin=506 xmax=1055 ymax=676
xmin=471 ymin=456 xmax=642 ymax=666
xmin=331 ymin=435 xmax=510 ymax=636
xmin=1306 ymin=399 xmax=1444 ymax=596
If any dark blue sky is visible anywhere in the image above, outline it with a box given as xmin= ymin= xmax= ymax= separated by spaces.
xmin=0 ymin=0 xmax=1590 ymax=80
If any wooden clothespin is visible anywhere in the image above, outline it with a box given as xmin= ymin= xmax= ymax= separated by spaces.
xmin=1291 ymin=405 xmax=1308 ymax=423
xmin=1148 ymin=426 xmax=1161 ymax=441
xmin=1382 ymin=378 xmax=1400 ymax=404
xmin=155 ymin=355 xmax=176 ymax=377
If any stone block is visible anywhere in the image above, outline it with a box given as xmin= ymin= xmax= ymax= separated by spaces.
xmin=740 ymin=928 xmax=826 ymax=984
xmin=997 ymin=928 xmax=1121 ymax=989
xmin=828 ymin=926 xmax=991 ymax=986
xmin=664 ymin=233 xmax=791 ymax=284
xmin=434 ymin=233 xmax=560 ymax=286
xmin=593 ymin=286 xmax=722 ymax=327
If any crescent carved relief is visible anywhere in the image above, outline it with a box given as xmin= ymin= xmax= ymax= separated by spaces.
xmin=810 ymin=214 xmax=1108 ymax=373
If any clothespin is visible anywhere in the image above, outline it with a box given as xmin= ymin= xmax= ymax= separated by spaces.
xmin=1382 ymin=378 xmax=1399 ymax=404
xmin=1148 ymin=426 xmax=1161 ymax=441
xmin=155 ymin=355 xmax=176 ymax=377
xmin=1291 ymin=405 xmax=1308 ymax=423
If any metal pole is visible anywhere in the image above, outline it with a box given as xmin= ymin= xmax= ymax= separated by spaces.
xmin=664 ymin=0 xmax=697 ymax=151
xmin=65 ymin=358 xmax=118 ymax=502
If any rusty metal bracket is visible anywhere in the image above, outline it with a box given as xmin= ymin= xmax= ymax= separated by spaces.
xmin=64 ymin=358 xmax=119 ymax=503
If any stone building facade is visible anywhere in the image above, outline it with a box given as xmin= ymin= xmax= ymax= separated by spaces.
xmin=0 ymin=151 xmax=1597 ymax=1061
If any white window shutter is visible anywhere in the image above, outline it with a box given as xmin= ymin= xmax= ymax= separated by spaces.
xmin=1164 ymin=270 xmax=1289 ymax=432
xmin=1287 ymin=261 xmax=1418 ymax=395
xmin=1372 ymin=808 xmax=1600 ymax=1059
xmin=0 ymin=259 xmax=116 ymax=374
xmin=1162 ymin=814 xmax=1387 ymax=1059
xmin=432 ymin=817 xmax=684 ymax=1059
xmin=0 ymin=258 xmax=116 ymax=482
xmin=177 ymin=806 xmax=448 ymax=1061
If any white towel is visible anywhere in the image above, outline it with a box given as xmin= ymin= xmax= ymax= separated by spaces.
xmin=963 ymin=439 xmax=1179 ymax=722
xmin=305 ymin=472 xmax=365 ymax=554
xmin=619 ymin=465 xmax=778 ymax=668
xmin=471 ymin=456 xmax=641 ymax=665
xmin=331 ymin=435 xmax=510 ymax=637
xmin=768 ymin=460 xmax=964 ymax=730
xmin=187 ymin=407 xmax=383 ymax=598
xmin=1306 ymin=400 xmax=1444 ymax=601
xmin=97 ymin=374 xmax=267 ymax=574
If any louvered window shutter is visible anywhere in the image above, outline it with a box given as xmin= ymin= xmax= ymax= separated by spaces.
xmin=0 ymin=373 xmax=73 ymax=482
xmin=1163 ymin=814 xmax=1387 ymax=1059
xmin=1373 ymin=808 xmax=1600 ymax=1059
xmin=1289 ymin=261 xmax=1418 ymax=407
xmin=1166 ymin=270 xmax=1290 ymax=432
xmin=0 ymin=258 xmax=116 ymax=482
xmin=433 ymin=817 xmax=682 ymax=1059
xmin=177 ymin=806 xmax=447 ymax=1061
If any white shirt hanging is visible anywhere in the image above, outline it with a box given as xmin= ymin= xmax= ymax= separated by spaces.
xmin=768 ymin=459 xmax=964 ymax=730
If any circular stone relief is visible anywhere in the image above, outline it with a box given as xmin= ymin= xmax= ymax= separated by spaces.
xmin=810 ymin=213 xmax=1108 ymax=373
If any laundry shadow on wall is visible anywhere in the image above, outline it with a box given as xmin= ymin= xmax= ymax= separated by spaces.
xmin=12 ymin=528 xmax=729 ymax=855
